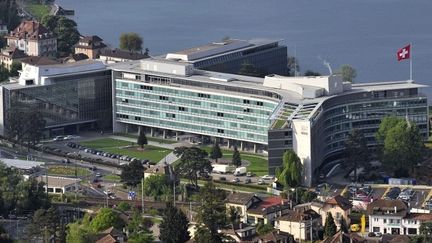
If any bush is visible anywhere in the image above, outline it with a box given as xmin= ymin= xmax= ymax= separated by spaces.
xmin=117 ymin=202 xmax=131 ymax=212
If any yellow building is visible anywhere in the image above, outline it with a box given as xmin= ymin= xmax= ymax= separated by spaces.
xmin=74 ymin=35 xmax=107 ymax=59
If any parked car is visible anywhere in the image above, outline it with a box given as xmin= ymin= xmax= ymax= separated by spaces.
xmin=350 ymin=224 xmax=360 ymax=232
xmin=246 ymin=172 xmax=253 ymax=177
xmin=96 ymin=173 xmax=102 ymax=177
xmin=257 ymin=179 xmax=265 ymax=185
xmin=232 ymin=178 xmax=240 ymax=183
xmin=261 ymin=175 xmax=274 ymax=181
xmin=398 ymin=188 xmax=415 ymax=201
xmin=244 ymin=178 xmax=252 ymax=184
xmin=219 ymin=177 xmax=226 ymax=181
xmin=384 ymin=187 xmax=401 ymax=200
xmin=425 ymin=200 xmax=432 ymax=209
xmin=53 ymin=136 xmax=65 ymax=141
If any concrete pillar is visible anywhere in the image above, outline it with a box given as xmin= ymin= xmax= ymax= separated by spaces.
xmin=175 ymin=131 xmax=179 ymax=141
xmin=150 ymin=127 xmax=154 ymax=137
xmin=138 ymin=126 xmax=142 ymax=135
xmin=240 ymin=141 xmax=244 ymax=151
xmin=125 ymin=124 xmax=129 ymax=133
xmin=227 ymin=139 xmax=231 ymax=149
xmin=163 ymin=130 xmax=167 ymax=139
xmin=253 ymin=143 xmax=257 ymax=153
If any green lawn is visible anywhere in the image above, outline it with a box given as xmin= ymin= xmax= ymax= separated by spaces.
xmin=25 ymin=4 xmax=51 ymax=20
xmin=201 ymin=146 xmax=268 ymax=176
xmin=80 ymin=138 xmax=131 ymax=149
xmin=48 ymin=165 xmax=91 ymax=177
xmin=102 ymin=174 xmax=121 ymax=182
xmin=80 ymin=138 xmax=172 ymax=163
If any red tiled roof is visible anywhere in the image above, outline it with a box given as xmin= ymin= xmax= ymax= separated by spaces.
xmin=7 ymin=21 xmax=54 ymax=40
xmin=247 ymin=196 xmax=290 ymax=215
xmin=95 ymin=234 xmax=117 ymax=243
xmin=404 ymin=213 xmax=432 ymax=221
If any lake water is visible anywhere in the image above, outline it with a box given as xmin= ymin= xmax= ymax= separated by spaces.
xmin=57 ymin=0 xmax=432 ymax=97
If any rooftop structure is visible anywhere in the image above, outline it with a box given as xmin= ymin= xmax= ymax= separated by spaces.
xmin=0 ymin=47 xmax=28 ymax=70
xmin=99 ymin=49 xmax=148 ymax=64
xmin=36 ymin=176 xmax=81 ymax=194
xmin=74 ymin=35 xmax=107 ymax=59
xmin=165 ymin=38 xmax=288 ymax=76
xmin=111 ymin=55 xmax=428 ymax=186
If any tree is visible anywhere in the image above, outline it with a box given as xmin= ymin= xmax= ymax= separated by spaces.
xmin=120 ymin=160 xmax=144 ymax=187
xmin=232 ymin=146 xmax=242 ymax=167
xmin=210 ymin=142 xmax=222 ymax=163
xmin=256 ymin=223 xmax=274 ymax=235
xmin=376 ymin=116 xmax=401 ymax=144
xmin=26 ymin=207 xmax=61 ymax=241
xmin=119 ymin=32 xmax=143 ymax=52
xmin=143 ymin=174 xmax=170 ymax=201
xmin=127 ymin=209 xmax=154 ymax=243
xmin=9 ymin=62 xmax=21 ymax=77
xmin=117 ymin=201 xmax=131 ymax=212
xmin=344 ymin=129 xmax=369 ymax=183
xmin=227 ymin=206 xmax=240 ymax=226
xmin=381 ymin=119 xmax=424 ymax=175
xmin=299 ymin=190 xmax=317 ymax=203
xmin=304 ymin=70 xmax=321 ymax=76
xmin=195 ymin=182 xmax=226 ymax=243
xmin=287 ymin=56 xmax=299 ymax=76
xmin=420 ymin=221 xmax=432 ymax=236
xmin=0 ymin=65 xmax=9 ymax=82
xmin=324 ymin=213 xmax=337 ymax=237
xmin=340 ymin=217 xmax=349 ymax=233
xmin=174 ymin=147 xmax=213 ymax=188
xmin=90 ymin=208 xmax=124 ymax=232
xmin=137 ymin=129 xmax=148 ymax=149
xmin=41 ymin=15 xmax=80 ymax=56
xmin=276 ymin=149 xmax=303 ymax=188
xmin=6 ymin=107 xmax=46 ymax=147
xmin=159 ymin=202 xmax=190 ymax=243
xmin=337 ymin=64 xmax=357 ymax=83
xmin=66 ymin=220 xmax=94 ymax=243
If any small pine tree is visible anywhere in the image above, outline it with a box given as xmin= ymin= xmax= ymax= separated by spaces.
xmin=210 ymin=142 xmax=222 ymax=163
xmin=137 ymin=129 xmax=148 ymax=149
xmin=324 ymin=212 xmax=337 ymax=237
xmin=340 ymin=217 xmax=349 ymax=233
xmin=232 ymin=146 xmax=242 ymax=167
xmin=159 ymin=202 xmax=190 ymax=243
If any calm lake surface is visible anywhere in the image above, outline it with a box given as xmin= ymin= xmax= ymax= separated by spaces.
xmin=57 ymin=0 xmax=432 ymax=97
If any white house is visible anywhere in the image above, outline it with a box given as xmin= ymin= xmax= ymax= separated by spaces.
xmin=37 ymin=176 xmax=81 ymax=194
xmin=367 ymin=199 xmax=432 ymax=236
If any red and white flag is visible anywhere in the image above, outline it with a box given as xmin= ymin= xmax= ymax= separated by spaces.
xmin=397 ymin=44 xmax=410 ymax=61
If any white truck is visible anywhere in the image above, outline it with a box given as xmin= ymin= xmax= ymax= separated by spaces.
xmin=212 ymin=164 xmax=235 ymax=174
xmin=233 ymin=167 xmax=247 ymax=176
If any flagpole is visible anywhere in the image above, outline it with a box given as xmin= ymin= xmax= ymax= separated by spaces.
xmin=410 ymin=42 xmax=413 ymax=81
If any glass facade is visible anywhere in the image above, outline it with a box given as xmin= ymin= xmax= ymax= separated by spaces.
xmin=4 ymin=70 xmax=112 ymax=132
xmin=114 ymin=77 xmax=279 ymax=144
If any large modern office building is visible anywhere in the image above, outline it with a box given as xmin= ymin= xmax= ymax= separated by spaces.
xmin=111 ymin=58 xmax=428 ymax=186
xmin=0 ymin=58 xmax=112 ymax=137
xmin=165 ymin=39 xmax=288 ymax=76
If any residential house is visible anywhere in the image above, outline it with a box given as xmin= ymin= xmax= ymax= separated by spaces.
xmin=367 ymin=199 xmax=432 ymax=236
xmin=222 ymin=222 xmax=257 ymax=242
xmin=74 ymin=35 xmax=107 ymax=59
xmin=95 ymin=226 xmax=125 ymax=243
xmin=5 ymin=21 xmax=56 ymax=57
xmin=253 ymin=230 xmax=294 ymax=243
xmin=36 ymin=176 xmax=81 ymax=194
xmin=226 ymin=192 xmax=291 ymax=226
xmin=0 ymin=47 xmax=27 ymax=70
xmin=276 ymin=209 xmax=321 ymax=241
xmin=62 ymin=53 xmax=89 ymax=63
xmin=309 ymin=195 xmax=352 ymax=229
xmin=99 ymin=48 xmax=148 ymax=63
xmin=226 ymin=192 xmax=262 ymax=224
xmin=321 ymin=231 xmax=367 ymax=243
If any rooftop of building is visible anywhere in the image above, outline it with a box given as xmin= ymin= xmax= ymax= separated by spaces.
xmin=226 ymin=192 xmax=259 ymax=205
xmin=75 ymin=35 xmax=107 ymax=49
xmin=110 ymin=58 xmax=427 ymax=110
xmin=1 ymin=159 xmax=44 ymax=170
xmin=325 ymin=195 xmax=352 ymax=211
xmin=404 ymin=213 xmax=432 ymax=221
xmin=279 ymin=209 xmax=320 ymax=222
xmin=247 ymin=196 xmax=290 ymax=216
xmin=22 ymin=56 xmax=60 ymax=66
xmin=165 ymin=38 xmax=281 ymax=62
xmin=0 ymin=47 xmax=27 ymax=59
xmin=100 ymin=48 xmax=148 ymax=60
xmin=366 ymin=199 xmax=408 ymax=217
xmin=6 ymin=21 xmax=55 ymax=40
xmin=36 ymin=176 xmax=81 ymax=188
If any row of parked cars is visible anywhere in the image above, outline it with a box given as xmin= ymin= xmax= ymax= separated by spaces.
xmin=348 ymin=185 xmax=374 ymax=201
xmin=66 ymin=142 xmax=150 ymax=165
xmin=384 ymin=187 xmax=415 ymax=201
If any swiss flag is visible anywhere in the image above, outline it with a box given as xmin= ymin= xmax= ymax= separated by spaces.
xmin=397 ymin=44 xmax=410 ymax=61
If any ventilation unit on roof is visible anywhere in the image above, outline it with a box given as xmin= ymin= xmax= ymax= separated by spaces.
xmin=209 ymin=76 xmax=236 ymax=82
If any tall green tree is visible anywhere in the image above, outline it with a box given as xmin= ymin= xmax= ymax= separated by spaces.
xmin=41 ymin=15 xmax=80 ymax=56
xmin=232 ymin=146 xmax=242 ymax=167
xmin=159 ymin=202 xmax=190 ymax=243
xmin=120 ymin=160 xmax=144 ymax=187
xmin=119 ymin=32 xmax=143 ymax=52
xmin=227 ymin=206 xmax=240 ymax=226
xmin=382 ymin=119 xmax=423 ymax=175
xmin=324 ymin=212 xmax=337 ymax=237
xmin=376 ymin=116 xmax=401 ymax=143
xmin=344 ymin=129 xmax=369 ymax=183
xmin=195 ymin=182 xmax=226 ymax=243
xmin=9 ymin=62 xmax=21 ymax=77
xmin=143 ymin=174 xmax=170 ymax=201
xmin=26 ymin=207 xmax=61 ymax=242
xmin=276 ymin=149 xmax=302 ymax=188
xmin=340 ymin=217 xmax=349 ymax=233
xmin=127 ymin=209 xmax=154 ymax=243
xmin=337 ymin=64 xmax=357 ymax=83
xmin=90 ymin=208 xmax=125 ymax=232
xmin=174 ymin=147 xmax=212 ymax=188
xmin=6 ymin=106 xmax=46 ymax=147
xmin=137 ymin=129 xmax=148 ymax=149
xmin=210 ymin=142 xmax=222 ymax=163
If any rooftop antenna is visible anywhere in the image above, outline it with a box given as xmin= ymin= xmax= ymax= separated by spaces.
xmin=318 ymin=56 xmax=333 ymax=75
